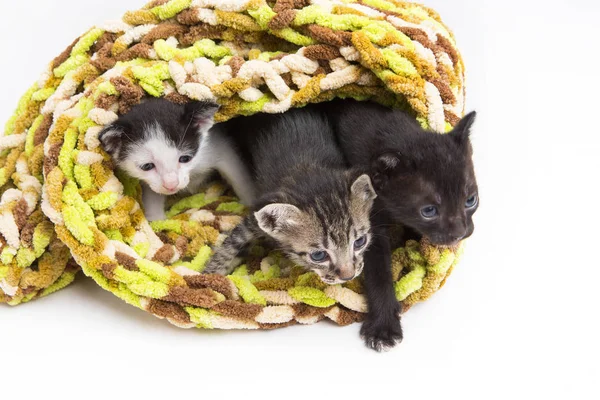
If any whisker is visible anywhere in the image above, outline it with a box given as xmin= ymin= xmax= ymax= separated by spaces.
xmin=119 ymin=127 xmax=135 ymax=143
xmin=369 ymin=208 xmax=389 ymax=219
xmin=369 ymin=223 xmax=395 ymax=229
xmin=178 ymin=110 xmax=196 ymax=149
xmin=369 ymin=233 xmax=393 ymax=239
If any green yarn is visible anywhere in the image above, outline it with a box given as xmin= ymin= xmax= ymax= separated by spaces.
xmin=215 ymin=202 xmax=246 ymax=214
xmin=1 ymin=248 xmax=16 ymax=265
xmin=167 ymin=193 xmax=211 ymax=218
xmin=63 ymin=206 xmax=95 ymax=246
xmin=382 ymin=49 xmax=419 ymax=77
xmin=58 ymin=128 xmax=78 ymax=180
xmin=250 ymin=265 xmax=281 ymax=283
xmin=133 ymin=243 xmax=150 ymax=258
xmin=132 ymin=63 xmax=171 ymax=97
xmin=54 ymin=54 xmax=89 ymax=77
xmin=151 ymin=0 xmax=192 ymax=20
xmin=136 ymin=259 xmax=173 ymax=283
xmin=186 ymin=307 xmax=214 ymax=329
xmin=114 ymin=267 xmax=170 ymax=298
xmin=74 ymin=164 xmax=94 ymax=190
xmin=228 ymin=275 xmax=267 ymax=306
xmin=16 ymin=248 xmax=36 ymax=269
xmin=395 ymin=265 xmax=426 ymax=301
xmin=190 ymin=245 xmax=212 ymax=272
xmin=72 ymin=28 xmax=105 ymax=55
xmin=288 ymin=286 xmax=336 ymax=308
xmin=31 ymin=87 xmax=56 ymax=102
xmin=86 ymin=192 xmax=119 ymax=211
xmin=25 ymin=115 xmax=44 ymax=156
xmin=150 ymin=220 xmax=183 ymax=234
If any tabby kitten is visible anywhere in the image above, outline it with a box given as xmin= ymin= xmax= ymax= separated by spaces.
xmin=318 ymin=99 xmax=479 ymax=351
xmin=203 ymin=108 xmax=377 ymax=285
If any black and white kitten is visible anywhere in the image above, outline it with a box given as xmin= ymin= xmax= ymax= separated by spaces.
xmin=318 ymin=99 xmax=479 ymax=351
xmin=202 ymin=108 xmax=377 ymax=285
xmin=99 ymin=99 xmax=256 ymax=220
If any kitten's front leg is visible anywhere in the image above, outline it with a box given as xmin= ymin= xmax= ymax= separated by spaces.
xmin=203 ymin=216 xmax=258 ymax=275
xmin=361 ymin=213 xmax=403 ymax=351
xmin=215 ymin=157 xmax=256 ymax=206
xmin=142 ymin=184 xmax=167 ymax=221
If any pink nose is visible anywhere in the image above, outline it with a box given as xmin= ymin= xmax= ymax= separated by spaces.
xmin=162 ymin=173 xmax=179 ymax=192
xmin=335 ymin=267 xmax=355 ymax=281
xmin=162 ymin=180 xmax=178 ymax=192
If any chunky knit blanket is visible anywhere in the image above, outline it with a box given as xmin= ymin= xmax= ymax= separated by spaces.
xmin=0 ymin=0 xmax=466 ymax=330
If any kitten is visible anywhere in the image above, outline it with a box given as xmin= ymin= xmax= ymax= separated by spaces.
xmin=98 ymin=99 xmax=256 ymax=220
xmin=202 ymin=108 xmax=377 ymax=285
xmin=318 ymin=99 xmax=479 ymax=351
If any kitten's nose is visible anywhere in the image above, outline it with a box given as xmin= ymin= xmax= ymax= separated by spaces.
xmin=450 ymin=229 xmax=466 ymax=242
xmin=448 ymin=220 xmax=467 ymax=242
xmin=335 ymin=267 xmax=355 ymax=282
xmin=162 ymin=174 xmax=179 ymax=192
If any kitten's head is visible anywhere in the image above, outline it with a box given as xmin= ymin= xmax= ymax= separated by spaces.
xmin=99 ymin=99 xmax=218 ymax=195
xmin=255 ymin=174 xmax=376 ymax=285
xmin=373 ymin=112 xmax=479 ymax=246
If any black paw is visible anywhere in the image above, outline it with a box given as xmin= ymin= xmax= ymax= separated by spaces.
xmin=360 ymin=317 xmax=403 ymax=352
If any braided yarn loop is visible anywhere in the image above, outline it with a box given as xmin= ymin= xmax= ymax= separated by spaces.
xmin=0 ymin=0 xmax=465 ymax=329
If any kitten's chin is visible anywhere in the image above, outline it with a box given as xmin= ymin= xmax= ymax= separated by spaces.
xmin=313 ymin=269 xmax=360 ymax=285
xmin=427 ymin=229 xmax=474 ymax=247
xmin=426 ymin=236 xmax=462 ymax=248
xmin=320 ymin=277 xmax=357 ymax=285
xmin=150 ymin=186 xmax=182 ymax=196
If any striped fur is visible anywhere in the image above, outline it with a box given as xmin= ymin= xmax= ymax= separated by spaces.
xmin=204 ymin=109 xmax=376 ymax=284
xmin=203 ymin=216 xmax=259 ymax=275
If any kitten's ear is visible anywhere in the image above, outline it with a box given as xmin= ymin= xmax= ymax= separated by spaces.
xmin=183 ymin=101 xmax=220 ymax=132
xmin=351 ymin=174 xmax=377 ymax=203
xmin=255 ymin=204 xmax=302 ymax=238
xmin=450 ymin=111 xmax=476 ymax=144
xmin=98 ymin=123 xmax=127 ymax=156
xmin=371 ymin=152 xmax=413 ymax=189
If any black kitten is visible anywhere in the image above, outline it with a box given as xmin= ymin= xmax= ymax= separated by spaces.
xmin=316 ymin=99 xmax=479 ymax=351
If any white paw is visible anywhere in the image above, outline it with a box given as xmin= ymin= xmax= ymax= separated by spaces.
xmin=145 ymin=208 xmax=167 ymax=222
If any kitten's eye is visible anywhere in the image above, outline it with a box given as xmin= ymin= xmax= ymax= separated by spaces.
xmin=310 ymin=251 xmax=329 ymax=263
xmin=354 ymin=235 xmax=367 ymax=250
xmin=140 ymin=163 xmax=155 ymax=172
xmin=421 ymin=205 xmax=438 ymax=219
xmin=465 ymin=194 xmax=478 ymax=209
xmin=179 ymin=155 xmax=192 ymax=164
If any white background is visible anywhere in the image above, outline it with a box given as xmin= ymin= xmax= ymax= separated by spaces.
xmin=1 ymin=1 xmax=599 ymax=399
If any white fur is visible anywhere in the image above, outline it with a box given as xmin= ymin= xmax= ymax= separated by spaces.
xmin=121 ymin=123 xmax=196 ymax=195
xmin=142 ymin=184 xmax=168 ymax=221
xmin=119 ymin=123 xmax=256 ymax=221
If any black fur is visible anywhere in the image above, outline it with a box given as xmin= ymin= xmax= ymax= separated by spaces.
xmin=314 ymin=99 xmax=479 ymax=351
xmin=360 ymin=207 xmax=402 ymax=351
xmin=98 ymin=99 xmax=217 ymax=161
xmin=220 ymin=107 xmax=361 ymax=215
xmin=320 ymin=99 xmax=479 ymax=244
